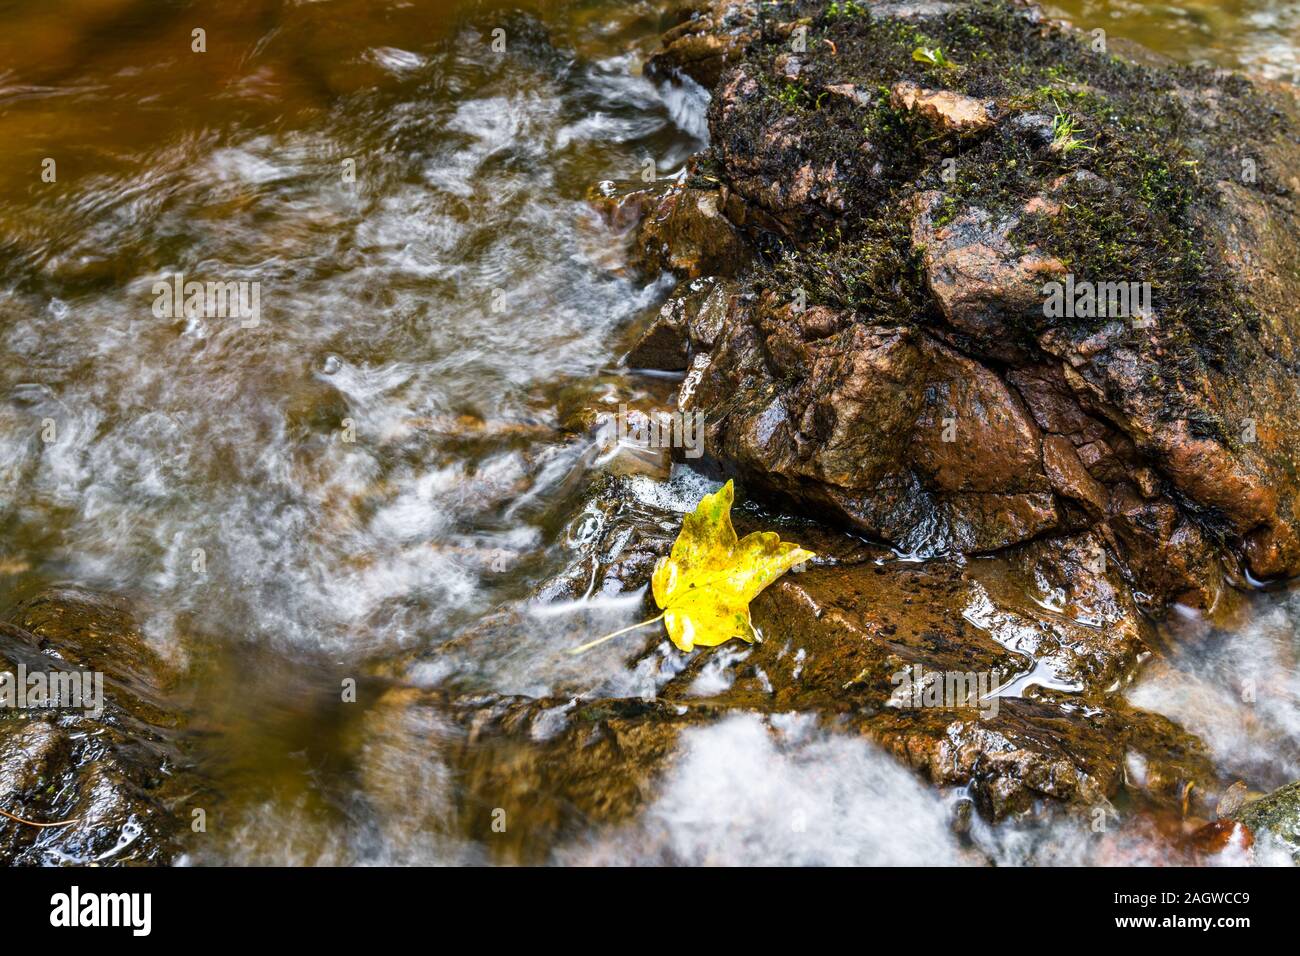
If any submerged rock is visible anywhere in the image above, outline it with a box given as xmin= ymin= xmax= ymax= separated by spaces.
xmin=689 ymin=522 xmax=1216 ymax=821
xmin=0 ymin=588 xmax=189 ymax=865
xmin=384 ymin=477 xmax=1222 ymax=857
xmin=351 ymin=686 xmax=702 ymax=863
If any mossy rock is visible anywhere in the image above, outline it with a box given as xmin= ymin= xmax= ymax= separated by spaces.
xmin=639 ymin=0 xmax=1300 ymax=600
xmin=1232 ymin=780 xmax=1300 ymax=861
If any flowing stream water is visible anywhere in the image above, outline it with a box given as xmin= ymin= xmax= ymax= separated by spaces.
xmin=0 ymin=0 xmax=1297 ymax=865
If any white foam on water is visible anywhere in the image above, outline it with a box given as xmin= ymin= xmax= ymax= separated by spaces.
xmin=1127 ymin=587 xmax=1300 ymax=789
xmin=559 ymin=713 xmax=969 ymax=865
xmin=367 ymin=47 xmax=428 ymax=74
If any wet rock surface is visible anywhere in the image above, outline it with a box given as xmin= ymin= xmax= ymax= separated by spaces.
xmin=624 ymin=275 xmax=734 ymax=370
xmin=1232 ymin=780 xmax=1300 ymax=860
xmin=647 ymin=0 xmax=762 ymax=87
xmin=358 ymin=476 xmax=1229 ymax=862
xmin=681 ymin=292 xmax=1061 ymax=553
xmin=629 ymin=0 xmax=1300 ymax=606
xmin=634 ymin=184 xmax=753 ymax=279
xmin=0 ymin=588 xmax=190 ymax=865
xmin=525 ymin=0 xmax=1300 ymax=860
xmin=351 ymin=685 xmax=702 ymax=862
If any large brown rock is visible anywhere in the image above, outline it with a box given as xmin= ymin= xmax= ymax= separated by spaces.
xmin=524 ymin=0 xmax=1300 ymax=860
xmin=634 ymin=0 xmax=1300 ymax=605
xmin=680 ymin=291 xmax=1058 ymax=553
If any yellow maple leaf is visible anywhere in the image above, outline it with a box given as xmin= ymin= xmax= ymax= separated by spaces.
xmin=570 ymin=480 xmax=815 ymax=654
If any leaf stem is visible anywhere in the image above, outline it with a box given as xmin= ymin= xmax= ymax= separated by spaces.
xmin=0 ymin=805 xmax=79 ymax=828
xmin=568 ymin=612 xmax=666 ymax=655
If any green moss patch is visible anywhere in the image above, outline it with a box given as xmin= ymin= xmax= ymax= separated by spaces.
xmin=709 ymin=0 xmax=1284 ymax=416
